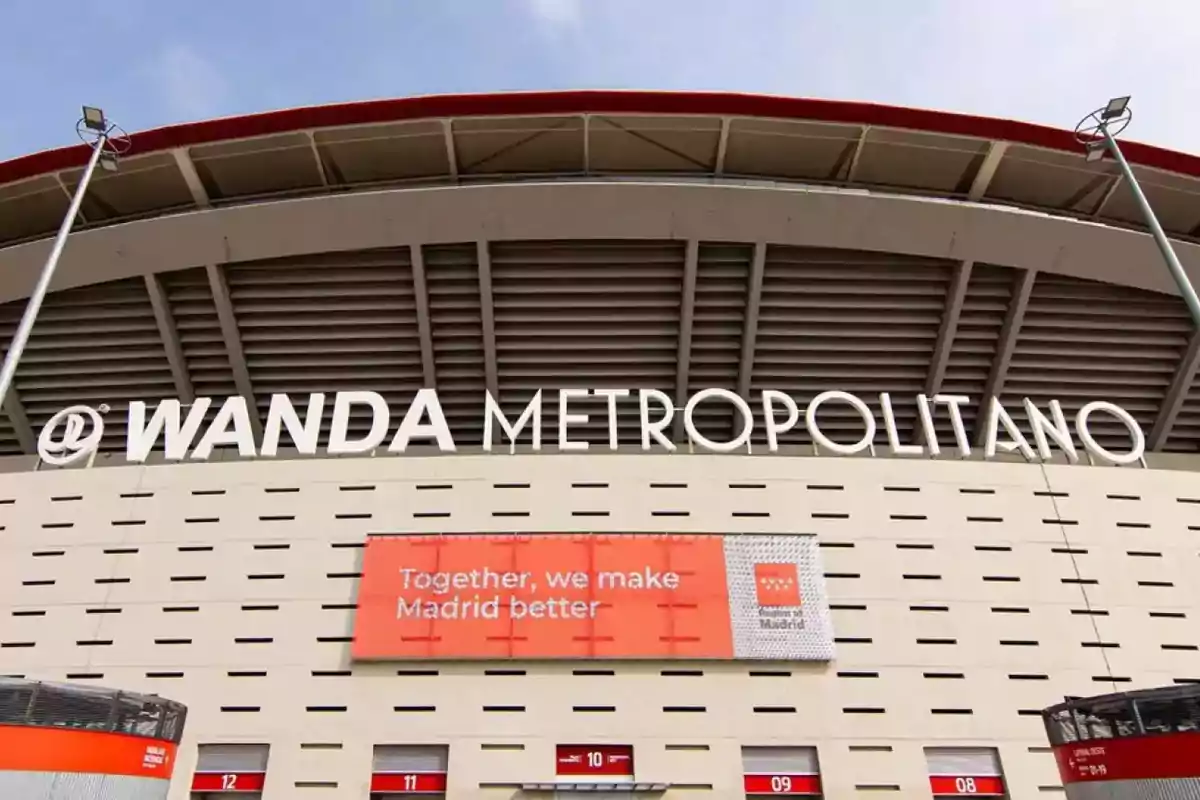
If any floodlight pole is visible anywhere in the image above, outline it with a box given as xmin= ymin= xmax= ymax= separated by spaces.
xmin=1097 ymin=115 xmax=1200 ymax=327
xmin=0 ymin=124 xmax=110 ymax=413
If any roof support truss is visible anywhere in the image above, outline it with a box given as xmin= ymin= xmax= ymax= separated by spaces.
xmin=4 ymin=386 xmax=35 ymax=454
xmin=973 ymin=267 xmax=1035 ymax=445
xmin=307 ymin=132 xmax=330 ymax=187
xmin=144 ymin=273 xmax=195 ymax=403
xmin=476 ymin=241 xmax=499 ymax=402
xmin=1092 ymin=174 xmax=1123 ymax=218
xmin=714 ymin=117 xmax=731 ymax=175
xmin=172 ymin=148 xmax=211 ymax=208
xmin=443 ymin=120 xmax=460 ymax=180
xmin=967 ymin=140 xmax=1009 ymax=201
xmin=582 ymin=114 xmax=591 ymax=175
xmin=672 ymin=240 xmax=700 ymax=442
xmin=54 ymin=173 xmax=87 ymax=224
xmin=845 ymin=125 xmax=870 ymax=184
xmin=1149 ymin=329 xmax=1200 ymax=450
xmin=736 ymin=242 xmax=766 ymax=399
xmin=410 ymin=245 xmax=437 ymax=389
xmin=205 ymin=263 xmax=262 ymax=438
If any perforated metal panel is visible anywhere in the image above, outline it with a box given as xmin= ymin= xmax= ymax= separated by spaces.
xmin=924 ymin=747 xmax=1002 ymax=776
xmin=372 ymin=744 xmax=449 ymax=772
xmin=195 ymin=743 xmax=269 ymax=772
xmin=742 ymin=746 xmax=820 ymax=774
xmin=723 ymin=535 xmax=834 ymax=661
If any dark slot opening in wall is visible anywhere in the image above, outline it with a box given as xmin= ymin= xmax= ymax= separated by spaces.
xmin=192 ymin=489 xmax=226 ymax=496
xmin=177 ymin=545 xmax=214 ymax=552
xmin=339 ymin=485 xmax=375 ymax=492
xmin=416 ymin=484 xmax=453 ymax=491
xmin=264 ymin=487 xmax=299 ymax=493
xmin=253 ymin=543 xmax=290 ymax=550
xmin=494 ymin=483 xmax=530 ymax=489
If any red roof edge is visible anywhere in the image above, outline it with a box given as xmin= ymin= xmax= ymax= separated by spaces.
xmin=2 ymin=90 xmax=1197 ymax=186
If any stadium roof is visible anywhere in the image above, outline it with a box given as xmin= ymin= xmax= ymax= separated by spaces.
xmin=2 ymin=90 xmax=1200 ymax=460
xmin=4 ymin=90 xmax=1200 ymax=248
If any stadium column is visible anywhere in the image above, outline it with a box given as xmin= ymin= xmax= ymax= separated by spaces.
xmin=672 ymin=240 xmax=700 ymax=443
xmin=735 ymin=242 xmax=767 ymax=436
xmin=1 ymin=387 xmax=35 ymax=453
xmin=917 ymin=260 xmax=973 ymax=445
xmin=476 ymin=240 xmax=499 ymax=445
xmin=1149 ymin=329 xmax=1200 ymax=450
xmin=206 ymin=263 xmax=263 ymax=439
xmin=144 ymin=273 xmax=195 ymax=403
xmin=409 ymin=245 xmax=437 ymax=390
xmin=973 ymin=267 xmax=1036 ymax=447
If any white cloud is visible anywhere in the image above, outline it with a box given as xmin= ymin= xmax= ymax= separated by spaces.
xmin=151 ymin=43 xmax=229 ymax=122
xmin=521 ymin=0 xmax=584 ymax=36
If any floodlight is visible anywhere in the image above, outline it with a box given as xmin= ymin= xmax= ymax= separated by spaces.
xmin=1102 ymin=96 xmax=1130 ymax=120
xmin=82 ymin=106 xmax=107 ymax=132
xmin=1085 ymin=140 xmax=1107 ymax=162
xmin=99 ymin=152 xmax=119 ymax=172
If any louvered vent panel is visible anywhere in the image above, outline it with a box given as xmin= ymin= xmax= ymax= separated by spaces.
xmin=938 ymin=264 xmax=1013 ymax=438
xmin=425 ymin=244 xmax=486 ymax=444
xmin=1005 ymin=274 xmax=1187 ymax=452
xmin=226 ymin=250 xmax=423 ymax=437
xmin=2 ymin=277 xmax=175 ymax=451
xmin=490 ymin=240 xmax=683 ymax=444
xmin=688 ymin=243 xmax=750 ymax=440
xmin=751 ymin=246 xmax=951 ymax=444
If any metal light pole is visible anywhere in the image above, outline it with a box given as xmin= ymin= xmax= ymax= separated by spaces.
xmin=1076 ymin=96 xmax=1200 ymax=326
xmin=0 ymin=107 xmax=129 ymax=412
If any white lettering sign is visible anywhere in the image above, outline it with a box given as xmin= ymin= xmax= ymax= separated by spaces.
xmin=34 ymin=389 xmax=1146 ymax=467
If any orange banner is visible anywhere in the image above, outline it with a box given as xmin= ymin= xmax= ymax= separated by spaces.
xmin=0 ymin=724 xmax=176 ymax=779
xmin=353 ymin=534 xmax=735 ymax=660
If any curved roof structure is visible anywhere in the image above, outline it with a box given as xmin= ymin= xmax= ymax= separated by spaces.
xmin=2 ymin=90 xmax=1200 ymax=459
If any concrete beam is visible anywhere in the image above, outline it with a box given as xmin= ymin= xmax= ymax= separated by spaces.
xmin=672 ymin=240 xmax=700 ymax=442
xmin=476 ymin=240 xmax=499 ymax=400
xmin=1149 ymin=329 xmax=1200 ymax=450
xmin=144 ymin=273 xmax=195 ymax=403
xmin=736 ymin=242 xmax=767 ymax=398
xmin=410 ymin=245 xmax=437 ymax=389
xmin=205 ymin=264 xmax=262 ymax=438
xmin=974 ymin=267 xmax=1035 ymax=445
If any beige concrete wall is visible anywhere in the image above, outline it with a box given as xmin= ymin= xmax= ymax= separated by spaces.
xmin=1 ymin=453 xmax=1198 ymax=799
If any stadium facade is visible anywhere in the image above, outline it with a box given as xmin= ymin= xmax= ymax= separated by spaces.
xmin=2 ymin=91 xmax=1200 ymax=799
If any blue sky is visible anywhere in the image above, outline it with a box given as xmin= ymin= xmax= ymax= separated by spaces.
xmin=2 ymin=0 xmax=1197 ymax=161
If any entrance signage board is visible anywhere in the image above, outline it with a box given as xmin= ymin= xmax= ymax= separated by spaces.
xmin=35 ymin=388 xmax=1145 ymax=467
xmin=351 ymin=532 xmax=834 ymax=661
